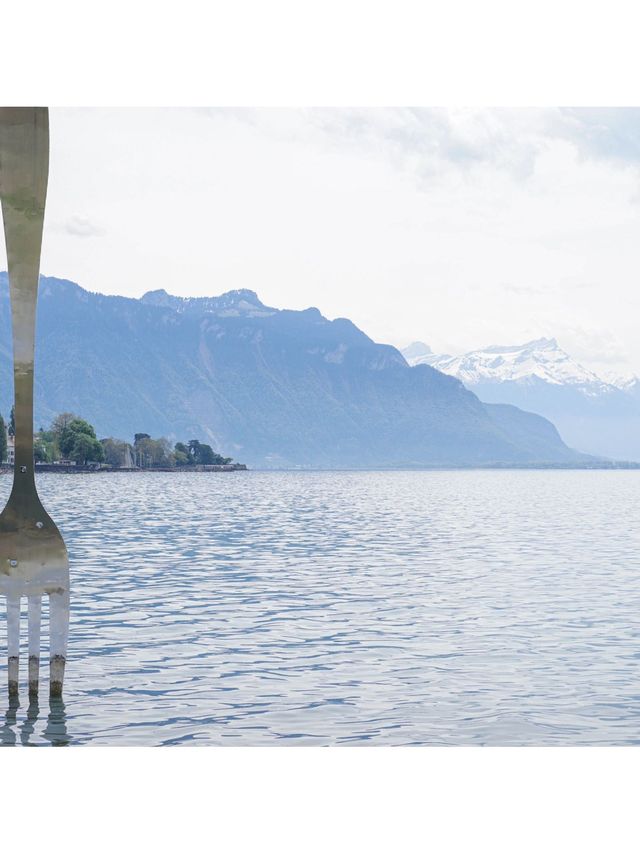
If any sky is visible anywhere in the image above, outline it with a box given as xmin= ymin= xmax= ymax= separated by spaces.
xmin=4 ymin=107 xmax=640 ymax=376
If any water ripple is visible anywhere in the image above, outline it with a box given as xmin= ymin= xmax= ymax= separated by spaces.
xmin=0 ymin=469 xmax=639 ymax=745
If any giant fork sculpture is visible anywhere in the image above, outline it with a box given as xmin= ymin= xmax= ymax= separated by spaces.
xmin=0 ymin=107 xmax=69 ymax=698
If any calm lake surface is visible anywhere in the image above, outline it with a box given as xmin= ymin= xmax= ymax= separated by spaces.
xmin=1 ymin=469 xmax=640 ymax=746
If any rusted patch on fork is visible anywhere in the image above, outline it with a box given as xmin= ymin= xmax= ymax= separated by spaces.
xmin=50 ymin=655 xmax=66 ymax=698
xmin=8 ymin=656 xmax=19 ymax=696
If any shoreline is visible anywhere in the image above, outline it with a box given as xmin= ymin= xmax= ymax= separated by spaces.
xmin=1 ymin=461 xmax=638 ymax=474
xmin=0 ymin=463 xmax=248 ymax=474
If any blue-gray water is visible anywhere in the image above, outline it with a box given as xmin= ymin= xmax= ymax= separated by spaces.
xmin=1 ymin=469 xmax=640 ymax=746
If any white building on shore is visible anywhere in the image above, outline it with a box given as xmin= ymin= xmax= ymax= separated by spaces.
xmin=6 ymin=428 xmax=14 ymax=465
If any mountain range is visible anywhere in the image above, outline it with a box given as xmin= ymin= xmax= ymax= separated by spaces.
xmin=402 ymin=339 xmax=640 ymax=461
xmin=0 ymin=272 xmax=593 ymax=468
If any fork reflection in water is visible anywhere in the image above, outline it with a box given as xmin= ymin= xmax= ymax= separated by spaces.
xmin=0 ymin=697 xmax=69 ymax=747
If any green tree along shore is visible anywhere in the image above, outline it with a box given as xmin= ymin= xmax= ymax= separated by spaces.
xmin=0 ymin=409 xmax=236 ymax=469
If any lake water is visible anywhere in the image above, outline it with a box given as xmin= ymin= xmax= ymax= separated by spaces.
xmin=1 ymin=469 xmax=640 ymax=746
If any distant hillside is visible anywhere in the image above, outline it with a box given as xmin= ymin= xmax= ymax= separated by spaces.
xmin=0 ymin=273 xmax=590 ymax=468
xmin=403 ymin=338 xmax=640 ymax=461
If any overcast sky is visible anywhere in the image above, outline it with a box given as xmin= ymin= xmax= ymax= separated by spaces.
xmin=5 ymin=107 xmax=640 ymax=375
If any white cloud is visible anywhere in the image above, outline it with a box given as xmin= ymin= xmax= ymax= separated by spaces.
xmin=59 ymin=214 xmax=105 ymax=238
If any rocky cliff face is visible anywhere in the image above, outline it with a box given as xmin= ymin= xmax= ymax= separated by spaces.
xmin=0 ymin=274 xmax=587 ymax=467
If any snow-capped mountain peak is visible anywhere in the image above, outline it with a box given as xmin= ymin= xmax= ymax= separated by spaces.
xmin=483 ymin=337 xmax=557 ymax=355
xmin=599 ymin=369 xmax=640 ymax=393
xmin=403 ymin=338 xmax=621 ymax=394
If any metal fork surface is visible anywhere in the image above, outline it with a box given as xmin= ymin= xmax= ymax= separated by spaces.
xmin=0 ymin=107 xmax=69 ymax=698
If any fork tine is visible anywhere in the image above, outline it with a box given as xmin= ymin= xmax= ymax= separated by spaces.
xmin=7 ymin=595 xmax=20 ymax=697
xmin=28 ymin=595 xmax=42 ymax=696
xmin=49 ymin=590 xmax=69 ymax=697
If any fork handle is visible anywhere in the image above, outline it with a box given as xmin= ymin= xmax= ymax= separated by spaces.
xmin=0 ymin=108 xmax=49 ymax=483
